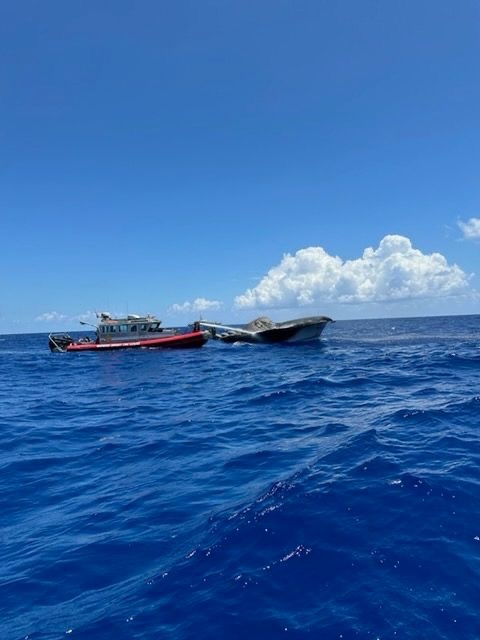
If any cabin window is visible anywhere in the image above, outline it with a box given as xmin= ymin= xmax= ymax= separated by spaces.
xmin=140 ymin=324 xmax=148 ymax=332
xmin=130 ymin=325 xmax=137 ymax=332
xmin=118 ymin=325 xmax=128 ymax=332
xmin=148 ymin=323 xmax=159 ymax=332
xmin=109 ymin=326 xmax=115 ymax=333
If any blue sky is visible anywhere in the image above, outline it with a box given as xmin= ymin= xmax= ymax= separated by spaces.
xmin=1 ymin=0 xmax=479 ymax=334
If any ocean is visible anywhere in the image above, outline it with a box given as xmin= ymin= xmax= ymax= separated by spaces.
xmin=1 ymin=315 xmax=479 ymax=640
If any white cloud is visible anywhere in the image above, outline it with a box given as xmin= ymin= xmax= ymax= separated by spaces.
xmin=34 ymin=310 xmax=97 ymax=325
xmin=169 ymin=297 xmax=222 ymax=314
xmin=235 ymin=235 xmax=470 ymax=309
xmin=458 ymin=217 xmax=480 ymax=240
xmin=35 ymin=311 xmax=68 ymax=322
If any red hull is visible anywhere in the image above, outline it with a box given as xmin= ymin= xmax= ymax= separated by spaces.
xmin=65 ymin=330 xmax=208 ymax=351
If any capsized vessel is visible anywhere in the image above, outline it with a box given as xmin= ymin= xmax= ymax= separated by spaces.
xmin=199 ymin=315 xmax=333 ymax=344
xmin=49 ymin=313 xmax=208 ymax=352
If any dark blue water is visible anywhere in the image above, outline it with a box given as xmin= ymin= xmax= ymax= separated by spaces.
xmin=1 ymin=316 xmax=480 ymax=640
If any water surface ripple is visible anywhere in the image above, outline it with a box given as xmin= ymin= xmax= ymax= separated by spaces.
xmin=1 ymin=316 xmax=480 ymax=639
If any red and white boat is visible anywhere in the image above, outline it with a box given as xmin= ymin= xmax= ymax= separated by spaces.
xmin=48 ymin=312 xmax=208 ymax=352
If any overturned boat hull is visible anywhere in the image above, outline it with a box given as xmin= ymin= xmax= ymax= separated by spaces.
xmin=200 ymin=316 xmax=333 ymax=344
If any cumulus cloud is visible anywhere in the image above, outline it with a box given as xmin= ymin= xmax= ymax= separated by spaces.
xmin=169 ymin=297 xmax=222 ymax=314
xmin=35 ymin=311 xmax=68 ymax=322
xmin=35 ymin=310 xmax=97 ymax=325
xmin=458 ymin=217 xmax=480 ymax=240
xmin=234 ymin=235 xmax=470 ymax=309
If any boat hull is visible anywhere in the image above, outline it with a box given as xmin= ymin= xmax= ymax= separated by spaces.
xmin=211 ymin=317 xmax=333 ymax=344
xmin=50 ymin=331 xmax=208 ymax=352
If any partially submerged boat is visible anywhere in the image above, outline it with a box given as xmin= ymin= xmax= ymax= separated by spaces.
xmin=199 ymin=315 xmax=333 ymax=344
xmin=48 ymin=313 xmax=208 ymax=352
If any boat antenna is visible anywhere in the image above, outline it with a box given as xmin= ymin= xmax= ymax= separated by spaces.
xmin=79 ymin=320 xmax=97 ymax=329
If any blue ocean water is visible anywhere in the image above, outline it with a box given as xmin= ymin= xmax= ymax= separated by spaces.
xmin=1 ymin=315 xmax=480 ymax=640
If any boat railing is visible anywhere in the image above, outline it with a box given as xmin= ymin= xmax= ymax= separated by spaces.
xmin=48 ymin=333 xmax=72 ymax=353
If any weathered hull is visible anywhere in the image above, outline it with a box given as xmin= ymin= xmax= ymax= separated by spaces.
xmin=218 ymin=318 xmax=332 ymax=344
xmin=50 ymin=331 xmax=208 ymax=352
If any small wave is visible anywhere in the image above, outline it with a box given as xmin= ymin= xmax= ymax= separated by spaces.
xmin=3 ymin=318 xmax=480 ymax=640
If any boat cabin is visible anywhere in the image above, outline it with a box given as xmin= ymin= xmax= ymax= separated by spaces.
xmin=96 ymin=313 xmax=177 ymax=343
